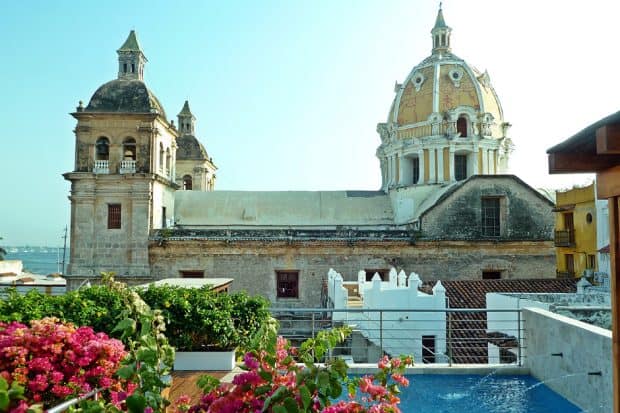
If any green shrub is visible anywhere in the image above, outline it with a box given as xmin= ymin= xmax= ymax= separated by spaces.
xmin=138 ymin=285 xmax=271 ymax=351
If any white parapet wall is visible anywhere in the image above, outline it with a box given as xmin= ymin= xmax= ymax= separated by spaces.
xmin=523 ymin=307 xmax=612 ymax=413
xmin=327 ymin=267 xmax=447 ymax=363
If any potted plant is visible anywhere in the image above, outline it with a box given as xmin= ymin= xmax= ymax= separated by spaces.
xmin=138 ymin=285 xmax=270 ymax=371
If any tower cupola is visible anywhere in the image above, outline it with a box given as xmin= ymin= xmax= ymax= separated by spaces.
xmin=117 ymin=30 xmax=147 ymax=80
xmin=431 ymin=5 xmax=452 ymax=55
xmin=177 ymin=100 xmax=196 ymax=136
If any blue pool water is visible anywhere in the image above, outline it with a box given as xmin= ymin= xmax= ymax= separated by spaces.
xmin=348 ymin=374 xmax=581 ymax=413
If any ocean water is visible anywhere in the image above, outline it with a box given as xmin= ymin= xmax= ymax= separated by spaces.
xmin=3 ymin=247 xmax=67 ymax=275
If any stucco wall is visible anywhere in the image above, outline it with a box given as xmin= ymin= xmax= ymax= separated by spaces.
xmin=420 ymin=176 xmax=554 ymax=241
xmin=148 ymin=239 xmax=555 ymax=307
xmin=523 ymin=307 xmax=612 ymax=413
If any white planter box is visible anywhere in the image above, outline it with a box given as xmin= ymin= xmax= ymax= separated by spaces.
xmin=174 ymin=350 xmax=236 ymax=371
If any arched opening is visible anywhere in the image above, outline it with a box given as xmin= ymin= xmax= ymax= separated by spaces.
xmin=95 ymin=137 xmax=109 ymax=160
xmin=165 ymin=148 xmax=171 ymax=175
xmin=159 ymin=143 xmax=164 ymax=172
xmin=412 ymin=157 xmax=420 ymax=184
xmin=457 ymin=116 xmax=468 ymax=137
xmin=183 ymin=175 xmax=193 ymax=190
xmin=123 ymin=138 xmax=136 ymax=160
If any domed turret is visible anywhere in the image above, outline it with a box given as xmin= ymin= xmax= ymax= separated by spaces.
xmin=377 ymin=7 xmax=513 ymax=191
xmin=84 ymin=31 xmax=166 ymax=118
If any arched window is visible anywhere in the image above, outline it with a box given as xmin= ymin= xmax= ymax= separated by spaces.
xmin=457 ymin=116 xmax=468 ymax=137
xmin=95 ymin=137 xmax=109 ymax=160
xmin=183 ymin=175 xmax=193 ymax=190
xmin=159 ymin=143 xmax=164 ymax=172
xmin=165 ymin=148 xmax=171 ymax=175
xmin=123 ymin=137 xmax=136 ymax=160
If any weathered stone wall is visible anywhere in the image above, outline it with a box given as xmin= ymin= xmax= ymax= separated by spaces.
xmin=148 ymin=239 xmax=555 ymax=307
xmin=421 ymin=176 xmax=554 ymax=241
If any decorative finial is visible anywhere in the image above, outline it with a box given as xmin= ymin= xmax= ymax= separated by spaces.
xmin=76 ymin=100 xmax=84 ymax=112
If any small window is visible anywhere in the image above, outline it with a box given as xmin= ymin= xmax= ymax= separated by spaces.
xmin=364 ymin=269 xmax=388 ymax=282
xmin=481 ymin=197 xmax=501 ymax=237
xmin=586 ymin=213 xmax=593 ymax=224
xmin=180 ymin=270 xmax=204 ymax=278
xmin=276 ymin=271 xmax=299 ymax=298
xmin=587 ymin=255 xmax=596 ymax=270
xmin=482 ymin=271 xmax=501 ymax=279
xmin=455 ymin=154 xmax=468 ymax=181
xmin=422 ymin=335 xmax=436 ymax=363
xmin=183 ymin=175 xmax=193 ymax=190
xmin=412 ymin=157 xmax=420 ymax=184
xmin=162 ymin=207 xmax=167 ymax=228
xmin=96 ymin=137 xmax=110 ymax=160
xmin=159 ymin=143 xmax=165 ymax=171
xmin=457 ymin=117 xmax=468 ymax=137
xmin=131 ymin=63 xmax=135 ymax=73
xmin=107 ymin=204 xmax=121 ymax=229
xmin=441 ymin=34 xmax=446 ymax=46
xmin=123 ymin=63 xmax=127 ymax=73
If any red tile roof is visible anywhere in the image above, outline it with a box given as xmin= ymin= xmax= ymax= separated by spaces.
xmin=421 ymin=278 xmax=578 ymax=364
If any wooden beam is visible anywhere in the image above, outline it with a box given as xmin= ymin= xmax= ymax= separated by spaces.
xmin=610 ymin=196 xmax=620 ymax=413
xmin=597 ymin=167 xmax=620 ymax=199
xmin=597 ymin=124 xmax=620 ymax=154
xmin=548 ymin=152 xmax=620 ymax=173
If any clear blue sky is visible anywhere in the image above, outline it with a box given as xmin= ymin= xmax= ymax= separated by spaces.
xmin=2 ymin=0 xmax=619 ymax=246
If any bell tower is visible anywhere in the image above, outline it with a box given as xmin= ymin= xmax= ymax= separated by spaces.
xmin=64 ymin=31 xmax=178 ymax=288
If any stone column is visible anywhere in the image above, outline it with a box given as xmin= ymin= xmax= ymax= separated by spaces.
xmin=428 ymin=148 xmax=436 ymax=183
xmin=472 ymin=145 xmax=479 ymax=176
xmin=418 ymin=149 xmax=425 ymax=184
xmin=437 ymin=146 xmax=444 ymax=183
xmin=399 ymin=154 xmax=408 ymax=186
xmin=482 ymin=148 xmax=489 ymax=174
xmin=449 ymin=146 xmax=455 ymax=182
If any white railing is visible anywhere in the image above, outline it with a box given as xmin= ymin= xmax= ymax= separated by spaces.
xmin=120 ymin=160 xmax=136 ymax=174
xmin=93 ymin=160 xmax=109 ymax=174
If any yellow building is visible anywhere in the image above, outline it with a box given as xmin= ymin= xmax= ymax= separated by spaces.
xmin=554 ymin=183 xmax=597 ymax=277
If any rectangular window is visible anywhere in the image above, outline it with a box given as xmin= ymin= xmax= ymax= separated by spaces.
xmin=422 ymin=335 xmax=436 ymax=363
xmin=180 ymin=270 xmax=204 ymax=278
xmin=107 ymin=204 xmax=121 ymax=229
xmin=162 ymin=207 xmax=167 ymax=228
xmin=481 ymin=197 xmax=501 ymax=237
xmin=587 ymin=254 xmax=596 ymax=270
xmin=276 ymin=271 xmax=299 ymax=298
xmin=482 ymin=270 xmax=501 ymax=279
xmin=565 ymin=254 xmax=575 ymax=275
xmin=455 ymin=155 xmax=467 ymax=181
xmin=365 ymin=269 xmax=388 ymax=282
xmin=412 ymin=157 xmax=420 ymax=184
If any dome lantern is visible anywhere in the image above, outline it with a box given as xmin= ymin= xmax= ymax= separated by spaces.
xmin=431 ymin=5 xmax=452 ymax=55
xmin=117 ymin=30 xmax=147 ymax=81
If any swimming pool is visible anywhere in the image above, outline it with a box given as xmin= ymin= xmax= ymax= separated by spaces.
xmin=348 ymin=374 xmax=581 ymax=413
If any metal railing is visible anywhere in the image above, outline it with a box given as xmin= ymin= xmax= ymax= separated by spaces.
xmin=270 ymin=307 xmax=525 ymax=366
xmin=554 ymin=229 xmax=575 ymax=247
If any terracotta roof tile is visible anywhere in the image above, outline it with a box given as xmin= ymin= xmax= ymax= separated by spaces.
xmin=421 ymin=278 xmax=578 ymax=364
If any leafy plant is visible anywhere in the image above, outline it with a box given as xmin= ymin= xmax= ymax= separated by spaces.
xmin=138 ymin=285 xmax=271 ymax=352
xmin=174 ymin=327 xmax=414 ymax=413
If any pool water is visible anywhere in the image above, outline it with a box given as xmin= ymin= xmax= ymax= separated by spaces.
xmin=348 ymin=374 xmax=581 ymax=413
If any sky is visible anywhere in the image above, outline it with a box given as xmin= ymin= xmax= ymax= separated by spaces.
xmin=1 ymin=0 xmax=619 ymax=246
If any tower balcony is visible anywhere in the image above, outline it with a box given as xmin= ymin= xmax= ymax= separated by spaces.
xmin=554 ymin=229 xmax=575 ymax=247
xmin=120 ymin=160 xmax=136 ymax=174
xmin=93 ymin=160 xmax=109 ymax=174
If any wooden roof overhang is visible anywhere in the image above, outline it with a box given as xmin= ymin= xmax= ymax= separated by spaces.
xmin=548 ymin=110 xmax=620 ymax=413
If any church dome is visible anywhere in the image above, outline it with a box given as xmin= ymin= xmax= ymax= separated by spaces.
xmin=85 ymin=79 xmax=167 ymax=118
xmin=176 ymin=134 xmax=210 ymax=161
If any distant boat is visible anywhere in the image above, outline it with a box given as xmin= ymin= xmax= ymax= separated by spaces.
xmin=8 ymin=248 xmax=18 ymax=253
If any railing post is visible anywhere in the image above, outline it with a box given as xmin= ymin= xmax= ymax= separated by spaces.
xmin=517 ymin=309 xmax=522 ymax=367
xmin=379 ymin=310 xmax=384 ymax=356
xmin=447 ymin=310 xmax=452 ymax=366
xmin=311 ymin=312 xmax=316 ymax=339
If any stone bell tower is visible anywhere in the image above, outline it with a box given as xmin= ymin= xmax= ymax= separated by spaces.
xmin=63 ymin=31 xmax=178 ymax=287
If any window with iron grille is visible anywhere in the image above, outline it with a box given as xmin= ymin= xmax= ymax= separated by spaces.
xmin=276 ymin=271 xmax=299 ymax=298
xmin=455 ymin=155 xmax=467 ymax=181
xmin=481 ymin=197 xmax=500 ymax=237
xmin=412 ymin=157 xmax=420 ymax=184
xmin=107 ymin=204 xmax=121 ymax=229
xmin=422 ymin=335 xmax=436 ymax=363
